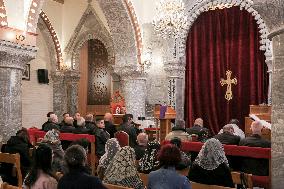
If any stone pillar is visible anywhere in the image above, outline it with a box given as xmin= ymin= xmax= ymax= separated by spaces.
xmin=164 ymin=58 xmax=186 ymax=121
xmin=265 ymin=53 xmax=273 ymax=105
xmin=270 ymin=33 xmax=284 ymax=188
xmin=51 ymin=71 xmax=67 ymax=119
xmin=0 ymin=41 xmax=36 ymax=143
xmin=65 ymin=70 xmax=80 ymax=116
xmin=114 ymin=66 xmax=147 ymax=122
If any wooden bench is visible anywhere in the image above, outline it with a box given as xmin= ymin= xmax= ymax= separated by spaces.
xmin=0 ymin=153 xmax=22 ymax=187
xmin=191 ymin=182 xmax=235 ymax=189
xmin=28 ymin=129 xmax=97 ymax=175
xmin=104 ymin=183 xmax=134 ymax=189
xmin=1 ymin=182 xmax=21 ymax=189
xmin=231 ymin=171 xmax=253 ymax=189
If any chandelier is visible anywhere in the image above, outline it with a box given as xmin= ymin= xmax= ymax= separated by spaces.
xmin=153 ymin=0 xmax=188 ymax=39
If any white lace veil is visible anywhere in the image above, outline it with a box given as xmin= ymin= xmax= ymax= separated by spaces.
xmin=195 ymin=138 xmax=229 ymax=170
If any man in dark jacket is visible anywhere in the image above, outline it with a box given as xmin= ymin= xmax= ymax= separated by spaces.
xmin=73 ymin=117 xmax=89 ymax=134
xmin=104 ymin=113 xmax=117 ymax=138
xmin=94 ymin=118 xmax=110 ymax=157
xmin=85 ymin=113 xmax=96 ymax=133
xmin=43 ymin=113 xmax=60 ymax=132
xmin=60 ymin=117 xmax=75 ymax=133
xmin=41 ymin=111 xmax=54 ymax=130
xmin=239 ymin=121 xmax=271 ymax=176
xmin=186 ymin=118 xmax=209 ymax=142
xmin=59 ymin=113 xmax=69 ymax=129
xmin=214 ymin=124 xmax=240 ymax=145
xmin=133 ymin=133 xmax=148 ymax=160
xmin=118 ymin=114 xmax=137 ymax=147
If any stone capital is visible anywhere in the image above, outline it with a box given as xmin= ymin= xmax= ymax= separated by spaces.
xmin=64 ymin=70 xmax=81 ymax=83
xmin=0 ymin=40 xmax=37 ymax=69
xmin=113 ymin=65 xmax=147 ymax=81
xmin=164 ymin=58 xmax=186 ymax=78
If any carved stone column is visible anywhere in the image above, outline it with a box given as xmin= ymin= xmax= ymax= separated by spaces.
xmin=270 ymin=32 xmax=284 ymax=188
xmin=164 ymin=58 xmax=186 ymax=121
xmin=65 ymin=70 xmax=80 ymax=116
xmin=265 ymin=53 xmax=273 ymax=105
xmin=114 ymin=66 xmax=147 ymax=122
xmin=51 ymin=71 xmax=67 ymax=119
xmin=0 ymin=41 xmax=36 ymax=143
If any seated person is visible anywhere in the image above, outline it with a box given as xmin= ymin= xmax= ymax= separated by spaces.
xmin=134 ymin=133 xmax=148 ymax=160
xmin=23 ymin=144 xmax=57 ymax=189
xmin=41 ymin=112 xmax=54 ymax=131
xmin=214 ymin=124 xmax=240 ymax=145
xmin=41 ymin=129 xmax=64 ymax=172
xmin=73 ymin=112 xmax=81 ymax=128
xmin=73 ymin=117 xmax=89 ymax=134
xmin=59 ymin=113 xmax=69 ymax=129
xmin=239 ymin=121 xmax=271 ymax=148
xmin=84 ymin=114 xmax=96 ymax=134
xmin=104 ymin=113 xmax=117 ymax=138
xmin=186 ymin=118 xmax=209 ymax=142
xmin=58 ymin=145 xmax=106 ymax=189
xmin=170 ymin=137 xmax=191 ymax=170
xmin=103 ymin=146 xmax=144 ymax=189
xmin=188 ymin=138 xmax=234 ymax=187
xmin=239 ymin=121 xmax=270 ymax=176
xmin=97 ymin=138 xmax=120 ymax=179
xmin=165 ymin=120 xmax=191 ymax=141
xmin=94 ymin=118 xmax=110 ymax=157
xmin=147 ymin=144 xmax=191 ymax=189
xmin=60 ymin=117 xmax=75 ymax=133
xmin=218 ymin=119 xmax=245 ymax=139
xmin=118 ymin=114 xmax=137 ymax=147
xmin=42 ymin=113 xmax=60 ymax=132
xmin=138 ymin=140 xmax=160 ymax=174
xmin=0 ymin=128 xmax=31 ymax=185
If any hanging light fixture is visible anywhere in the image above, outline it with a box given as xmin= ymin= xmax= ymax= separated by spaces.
xmin=153 ymin=0 xmax=188 ymax=38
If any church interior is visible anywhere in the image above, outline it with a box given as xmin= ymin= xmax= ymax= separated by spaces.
xmin=0 ymin=0 xmax=284 ymax=188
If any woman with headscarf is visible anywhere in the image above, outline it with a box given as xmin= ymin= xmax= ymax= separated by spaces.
xmin=188 ymin=138 xmax=234 ymax=187
xmin=138 ymin=140 xmax=160 ymax=174
xmin=103 ymin=146 xmax=144 ymax=189
xmin=97 ymin=138 xmax=120 ymax=179
xmin=41 ymin=129 xmax=64 ymax=172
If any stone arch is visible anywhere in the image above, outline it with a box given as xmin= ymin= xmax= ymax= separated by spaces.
xmin=65 ymin=3 xmax=115 ymax=70
xmin=0 ymin=0 xmax=8 ymax=26
xmin=179 ymin=0 xmax=272 ymax=61
xmin=26 ymin=0 xmax=44 ymax=33
xmin=96 ymin=0 xmax=141 ymax=67
xmin=39 ymin=11 xmax=63 ymax=70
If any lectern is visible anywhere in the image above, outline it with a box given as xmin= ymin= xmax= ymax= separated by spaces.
xmin=154 ymin=104 xmax=176 ymax=142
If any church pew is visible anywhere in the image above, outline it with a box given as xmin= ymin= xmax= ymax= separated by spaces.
xmin=191 ymin=182 xmax=234 ymax=189
xmin=0 ymin=153 xmax=22 ymax=188
xmin=27 ymin=129 xmax=97 ymax=175
xmin=162 ymin=141 xmax=271 ymax=188
xmin=1 ymin=182 xmax=22 ymax=189
xmin=104 ymin=183 xmax=134 ymax=189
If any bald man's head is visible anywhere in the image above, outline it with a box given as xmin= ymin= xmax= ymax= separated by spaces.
xmin=251 ymin=121 xmax=263 ymax=135
xmin=104 ymin=113 xmax=113 ymax=122
xmin=194 ymin=118 xmax=203 ymax=127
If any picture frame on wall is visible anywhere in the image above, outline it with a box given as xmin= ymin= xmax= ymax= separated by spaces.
xmin=22 ymin=64 xmax=30 ymax=81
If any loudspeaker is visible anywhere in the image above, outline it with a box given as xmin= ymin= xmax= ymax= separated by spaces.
xmin=37 ymin=69 xmax=49 ymax=84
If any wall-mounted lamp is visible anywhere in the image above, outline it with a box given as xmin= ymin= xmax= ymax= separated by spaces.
xmin=15 ymin=34 xmax=26 ymax=43
xmin=139 ymin=50 xmax=152 ymax=72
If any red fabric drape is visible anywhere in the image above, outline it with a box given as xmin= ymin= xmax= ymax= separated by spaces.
xmin=185 ymin=7 xmax=268 ymax=135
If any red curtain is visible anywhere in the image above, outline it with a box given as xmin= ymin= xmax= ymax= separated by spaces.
xmin=185 ymin=7 xmax=268 ymax=135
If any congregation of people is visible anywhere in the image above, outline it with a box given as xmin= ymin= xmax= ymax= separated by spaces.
xmin=0 ymin=111 xmax=271 ymax=189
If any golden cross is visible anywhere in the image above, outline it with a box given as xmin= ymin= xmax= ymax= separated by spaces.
xmin=220 ymin=70 xmax=237 ymax=101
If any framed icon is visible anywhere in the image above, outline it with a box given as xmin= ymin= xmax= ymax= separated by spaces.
xmin=22 ymin=64 xmax=30 ymax=80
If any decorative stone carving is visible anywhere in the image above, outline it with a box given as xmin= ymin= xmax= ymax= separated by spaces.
xmin=96 ymin=0 xmax=138 ymax=66
xmin=113 ymin=65 xmax=147 ymax=121
xmin=65 ymin=70 xmax=80 ymax=116
xmin=164 ymin=58 xmax=186 ymax=121
xmin=65 ymin=3 xmax=114 ymax=70
xmin=0 ymin=41 xmax=37 ymax=143
xmin=51 ymin=71 xmax=67 ymax=119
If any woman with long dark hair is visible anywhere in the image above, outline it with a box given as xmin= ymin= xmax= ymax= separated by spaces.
xmin=23 ymin=143 xmax=57 ymax=189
